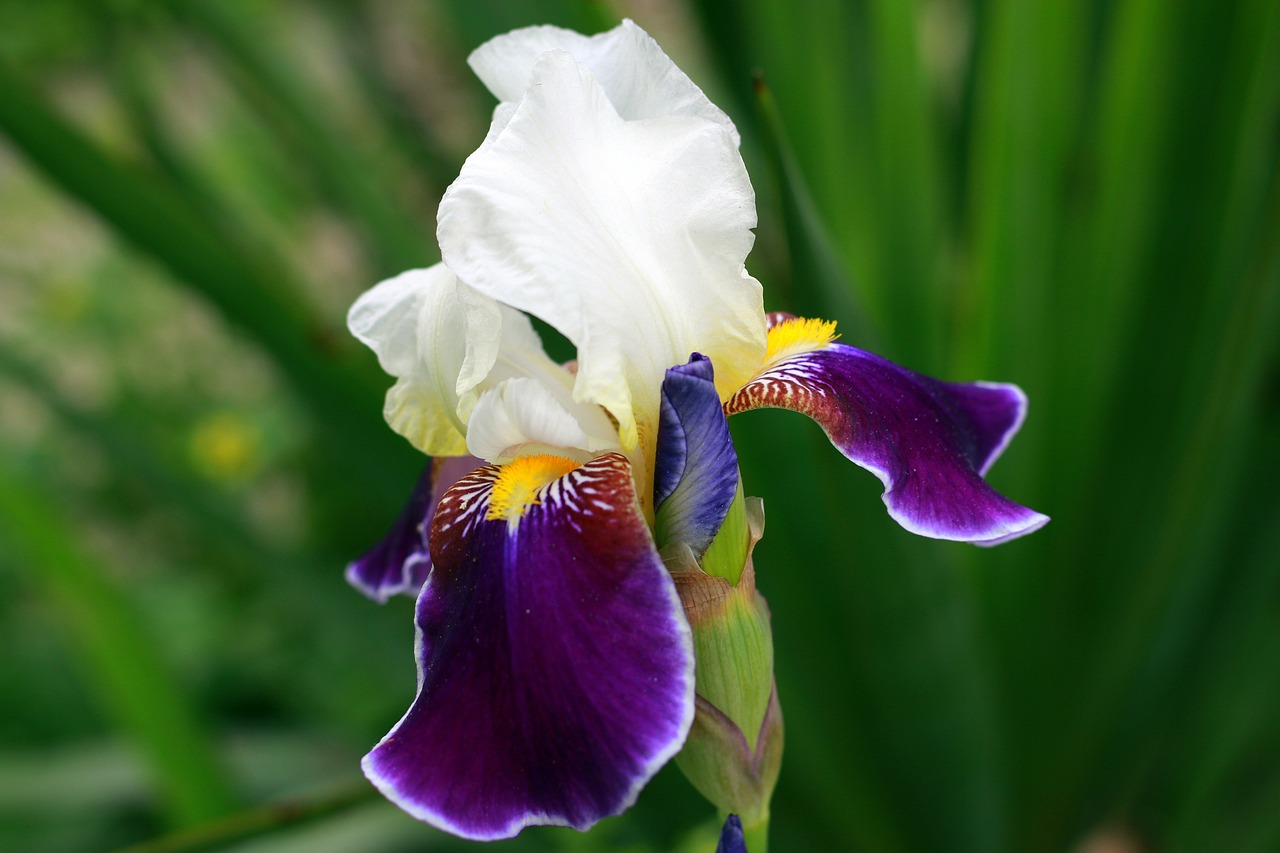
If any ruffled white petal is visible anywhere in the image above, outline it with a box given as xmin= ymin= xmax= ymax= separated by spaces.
xmin=348 ymin=265 xmax=506 ymax=456
xmin=438 ymin=51 xmax=766 ymax=452
xmin=469 ymin=19 xmax=739 ymax=145
xmin=466 ymin=377 xmax=615 ymax=463
xmin=348 ymin=265 xmax=443 ymax=378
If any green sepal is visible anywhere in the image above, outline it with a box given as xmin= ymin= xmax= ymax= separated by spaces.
xmin=698 ymin=484 xmax=766 ymax=585
xmin=671 ymin=554 xmax=782 ymax=826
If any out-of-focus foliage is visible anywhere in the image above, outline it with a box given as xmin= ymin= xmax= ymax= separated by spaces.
xmin=0 ymin=1 xmax=1276 ymax=851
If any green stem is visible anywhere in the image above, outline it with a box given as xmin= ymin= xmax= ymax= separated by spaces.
xmin=112 ymin=783 xmax=377 ymax=853
xmin=742 ymin=814 xmax=769 ymax=853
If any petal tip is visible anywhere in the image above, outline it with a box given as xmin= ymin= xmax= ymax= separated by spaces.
xmin=969 ymin=380 xmax=1029 ymax=476
xmin=343 ymin=560 xmax=396 ymax=604
xmin=971 ymin=509 xmax=1050 ymax=547
xmin=884 ymin=493 xmax=1050 ymax=547
xmin=361 ymin=747 xmax=567 ymax=841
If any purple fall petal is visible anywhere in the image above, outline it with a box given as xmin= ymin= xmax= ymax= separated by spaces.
xmin=932 ymin=379 xmax=1027 ymax=476
xmin=654 ymin=354 xmax=740 ymax=556
xmin=344 ymin=455 xmax=481 ymax=602
xmin=717 ymin=814 xmax=748 ymax=853
xmin=363 ymin=453 xmax=694 ymax=839
xmin=727 ymin=342 xmax=1048 ymax=544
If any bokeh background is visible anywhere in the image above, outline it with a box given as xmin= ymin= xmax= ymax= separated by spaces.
xmin=2 ymin=1 xmax=1277 ymax=851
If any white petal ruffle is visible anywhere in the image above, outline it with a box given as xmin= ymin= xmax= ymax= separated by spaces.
xmin=439 ymin=50 xmax=765 ymax=452
xmin=469 ymin=19 xmax=740 ymax=145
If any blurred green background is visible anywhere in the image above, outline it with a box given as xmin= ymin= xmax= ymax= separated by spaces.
xmin=1 ymin=1 xmax=1277 ymax=851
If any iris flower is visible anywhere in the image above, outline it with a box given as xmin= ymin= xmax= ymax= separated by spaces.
xmin=345 ymin=20 xmax=1047 ymax=841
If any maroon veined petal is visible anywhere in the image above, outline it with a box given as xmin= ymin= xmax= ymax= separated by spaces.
xmin=727 ymin=330 xmax=1047 ymax=545
xmin=344 ymin=455 xmax=482 ymax=602
xmin=363 ymin=453 xmax=695 ymax=839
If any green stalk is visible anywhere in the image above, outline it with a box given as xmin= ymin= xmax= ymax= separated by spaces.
xmin=742 ymin=814 xmax=769 ymax=853
xmin=112 ymin=783 xmax=376 ymax=853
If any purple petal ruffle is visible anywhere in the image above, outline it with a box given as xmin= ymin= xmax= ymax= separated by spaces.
xmin=344 ymin=456 xmax=481 ymax=602
xmin=727 ymin=340 xmax=1047 ymax=544
xmin=363 ymin=453 xmax=694 ymax=839
xmin=654 ymin=354 xmax=740 ymax=556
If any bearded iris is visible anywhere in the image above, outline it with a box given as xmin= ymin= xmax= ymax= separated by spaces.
xmin=345 ymin=20 xmax=1047 ymax=842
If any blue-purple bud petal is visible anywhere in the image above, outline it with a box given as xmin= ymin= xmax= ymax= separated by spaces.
xmin=654 ymin=354 xmax=740 ymax=557
xmin=717 ymin=814 xmax=748 ymax=853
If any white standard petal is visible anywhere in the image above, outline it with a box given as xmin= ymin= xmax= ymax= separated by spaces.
xmin=438 ymin=51 xmax=766 ymax=452
xmin=348 ymin=264 xmax=440 ymax=377
xmin=469 ymin=19 xmax=739 ymax=145
xmin=348 ymin=265 xmax=502 ymax=457
xmin=465 ymin=377 xmax=617 ymax=463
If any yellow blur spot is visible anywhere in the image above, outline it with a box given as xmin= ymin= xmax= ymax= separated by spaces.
xmin=764 ymin=316 xmax=839 ymax=366
xmin=486 ymin=454 xmax=581 ymax=523
xmin=190 ymin=413 xmax=261 ymax=484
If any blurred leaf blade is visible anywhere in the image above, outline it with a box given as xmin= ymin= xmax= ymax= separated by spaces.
xmin=170 ymin=0 xmax=433 ymax=276
xmin=0 ymin=466 xmax=239 ymax=827
xmin=0 ymin=55 xmax=411 ymax=502
xmin=751 ymin=75 xmax=873 ymax=345
xmin=863 ymin=0 xmax=947 ymax=368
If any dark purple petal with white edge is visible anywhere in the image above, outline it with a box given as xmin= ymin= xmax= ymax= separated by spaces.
xmin=717 ymin=814 xmax=748 ymax=853
xmin=726 ymin=339 xmax=1048 ymax=545
xmin=344 ymin=455 xmax=481 ymax=602
xmin=363 ymin=453 xmax=695 ymax=840
xmin=654 ymin=354 xmax=740 ymax=556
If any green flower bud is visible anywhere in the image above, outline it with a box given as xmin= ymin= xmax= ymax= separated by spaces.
xmin=669 ymin=493 xmax=782 ymax=832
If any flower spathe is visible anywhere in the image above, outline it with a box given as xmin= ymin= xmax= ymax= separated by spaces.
xmin=346 ymin=19 xmax=1047 ymax=841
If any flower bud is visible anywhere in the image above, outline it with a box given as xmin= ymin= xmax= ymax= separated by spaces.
xmin=669 ymin=494 xmax=782 ymax=829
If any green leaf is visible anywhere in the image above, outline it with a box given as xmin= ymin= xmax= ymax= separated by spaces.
xmin=0 ymin=466 xmax=239 ymax=827
xmin=170 ymin=0 xmax=432 ymax=276
xmin=0 ymin=56 xmax=413 ymax=508
xmin=751 ymin=76 xmax=875 ymax=346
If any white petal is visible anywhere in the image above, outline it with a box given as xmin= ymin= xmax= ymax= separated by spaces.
xmin=348 ymin=265 xmax=441 ymax=377
xmin=469 ymin=19 xmax=739 ymax=145
xmin=384 ymin=375 xmax=468 ymax=457
xmin=348 ymin=265 xmax=501 ymax=456
xmin=466 ymin=377 xmax=614 ymax=463
xmin=438 ymin=51 xmax=766 ymax=451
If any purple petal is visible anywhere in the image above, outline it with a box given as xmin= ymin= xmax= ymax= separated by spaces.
xmin=654 ymin=354 xmax=740 ymax=556
xmin=344 ymin=456 xmax=481 ymax=602
xmin=727 ymin=343 xmax=1048 ymax=544
xmin=717 ymin=814 xmax=748 ymax=853
xmin=363 ymin=453 xmax=695 ymax=839
xmin=932 ymin=380 xmax=1027 ymax=476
